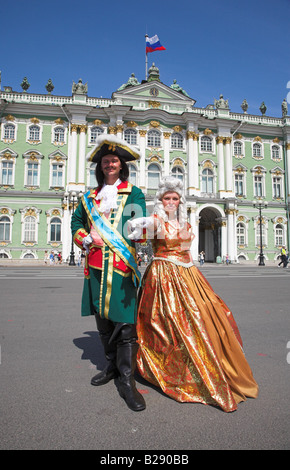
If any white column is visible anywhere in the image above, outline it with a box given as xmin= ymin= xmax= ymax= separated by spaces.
xmin=217 ymin=136 xmax=225 ymax=193
xmin=163 ymin=132 xmax=170 ymax=176
xmin=187 ymin=132 xmax=199 ymax=195
xmin=62 ymin=205 xmax=71 ymax=262
xmin=226 ymin=209 xmax=235 ymax=262
xmin=78 ymin=125 xmax=86 ymax=184
xmin=221 ymin=219 xmax=227 ymax=260
xmin=139 ymin=130 xmax=147 ymax=191
xmin=225 ymin=137 xmax=233 ymax=193
xmin=69 ymin=124 xmax=78 ymax=184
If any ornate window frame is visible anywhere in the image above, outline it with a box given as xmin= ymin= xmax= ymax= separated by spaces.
xmin=20 ymin=206 xmax=41 ymax=246
xmin=26 ymin=118 xmax=43 ymax=144
xmin=0 ymin=148 xmax=18 ymax=187
xmin=48 ymin=151 xmax=67 ymax=189
xmin=0 ymin=207 xmax=16 ymax=244
xmin=23 ymin=150 xmax=44 ymax=188
xmin=46 ymin=208 xmax=63 ymax=246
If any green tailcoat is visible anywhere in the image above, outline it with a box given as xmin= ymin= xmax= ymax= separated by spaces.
xmin=71 ymin=182 xmax=146 ymax=324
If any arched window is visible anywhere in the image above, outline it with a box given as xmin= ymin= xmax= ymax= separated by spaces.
xmin=171 ymin=133 xmax=183 ymax=149
xmin=234 ymin=141 xmax=243 ymax=156
xmin=50 ymin=217 xmax=61 ymax=242
xmin=128 ymin=163 xmax=137 ymax=186
xmin=253 ymin=143 xmax=262 ymax=157
xmin=0 ymin=216 xmax=11 ymax=242
xmin=90 ymin=126 xmax=103 ymax=143
xmin=147 ymin=130 xmax=161 ymax=147
xmin=29 ymin=125 xmax=40 ymax=141
xmin=54 ymin=127 xmax=65 ymax=143
xmin=124 ymin=129 xmax=137 ymax=145
xmin=271 ymin=145 xmax=280 ymax=159
xmin=171 ymin=166 xmax=184 ymax=183
xmin=4 ymin=124 xmax=15 ymax=140
xmin=201 ymin=168 xmax=214 ymax=193
xmin=24 ymin=216 xmax=36 ymax=242
xmin=200 ymin=136 xmax=212 ymax=152
xmin=275 ymin=224 xmax=284 ymax=246
xmin=148 ymin=163 xmax=160 ymax=189
xmin=237 ymin=222 xmax=246 ymax=245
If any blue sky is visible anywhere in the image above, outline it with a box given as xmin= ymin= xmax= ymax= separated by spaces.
xmin=1 ymin=0 xmax=290 ymax=117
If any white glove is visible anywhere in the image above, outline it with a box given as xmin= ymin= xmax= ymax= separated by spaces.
xmin=128 ymin=217 xmax=153 ymax=240
xmin=82 ymin=234 xmax=93 ymax=254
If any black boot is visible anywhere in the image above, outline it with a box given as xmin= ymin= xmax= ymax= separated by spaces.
xmin=91 ymin=314 xmax=118 ymax=386
xmin=116 ymin=325 xmax=146 ymax=412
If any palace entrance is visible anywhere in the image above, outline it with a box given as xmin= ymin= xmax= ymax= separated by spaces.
xmin=198 ymin=207 xmax=222 ymax=262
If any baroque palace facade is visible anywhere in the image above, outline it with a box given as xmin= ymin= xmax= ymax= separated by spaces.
xmin=0 ymin=65 xmax=290 ymax=263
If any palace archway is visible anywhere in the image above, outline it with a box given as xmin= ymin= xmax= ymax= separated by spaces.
xmin=198 ymin=206 xmax=223 ymax=262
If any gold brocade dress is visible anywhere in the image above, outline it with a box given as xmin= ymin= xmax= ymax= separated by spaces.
xmin=136 ymin=218 xmax=258 ymax=412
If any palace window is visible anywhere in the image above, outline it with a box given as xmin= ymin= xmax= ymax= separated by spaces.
xmin=50 ymin=217 xmax=61 ymax=242
xmin=271 ymin=145 xmax=280 ymax=160
xmin=29 ymin=125 xmax=40 ymax=141
xmin=88 ymin=163 xmax=96 ymax=187
xmin=147 ymin=130 xmax=161 ymax=147
xmin=254 ymin=175 xmax=263 ymax=197
xmin=171 ymin=166 xmax=184 ymax=183
xmin=201 ymin=168 xmax=214 ymax=193
xmin=1 ymin=161 xmax=14 ymax=185
xmin=148 ymin=163 xmax=161 ymax=189
xmin=253 ymin=143 xmax=262 ymax=158
xmin=23 ymin=216 xmax=36 ymax=242
xmin=124 ymin=129 xmax=137 ymax=145
xmin=3 ymin=124 xmax=15 ymax=140
xmin=54 ymin=127 xmax=65 ymax=143
xmin=273 ymin=176 xmax=282 ymax=199
xmin=275 ymin=224 xmax=284 ymax=246
xmin=200 ymin=136 xmax=213 ymax=152
xmin=90 ymin=126 xmax=103 ymax=143
xmin=0 ymin=216 xmax=11 ymax=242
xmin=171 ymin=133 xmax=183 ymax=149
xmin=235 ymin=173 xmax=244 ymax=196
xmin=234 ymin=141 xmax=243 ymax=156
xmin=128 ymin=163 xmax=137 ymax=186
xmin=51 ymin=162 xmax=64 ymax=187
xmin=237 ymin=222 xmax=246 ymax=246
xmin=26 ymin=162 xmax=39 ymax=186
xmin=255 ymin=220 xmax=267 ymax=247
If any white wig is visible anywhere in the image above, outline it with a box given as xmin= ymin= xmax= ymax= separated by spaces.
xmin=153 ymin=177 xmax=187 ymax=226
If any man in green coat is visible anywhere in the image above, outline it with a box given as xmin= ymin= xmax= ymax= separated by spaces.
xmin=71 ymin=134 xmax=146 ymax=411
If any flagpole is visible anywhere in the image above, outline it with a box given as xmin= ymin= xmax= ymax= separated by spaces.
xmin=145 ymin=34 xmax=148 ymax=80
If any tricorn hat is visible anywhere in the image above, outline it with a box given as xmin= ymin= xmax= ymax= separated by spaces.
xmin=86 ymin=134 xmax=141 ymax=163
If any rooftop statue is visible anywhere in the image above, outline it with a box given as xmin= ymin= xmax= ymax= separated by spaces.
xmin=72 ymin=78 xmax=88 ymax=95
xmin=170 ymin=79 xmax=190 ymax=97
xmin=117 ymin=73 xmax=140 ymax=91
xmin=214 ymin=94 xmax=229 ymax=109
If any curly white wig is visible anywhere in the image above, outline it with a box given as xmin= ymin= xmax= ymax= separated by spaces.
xmin=153 ymin=177 xmax=187 ymax=226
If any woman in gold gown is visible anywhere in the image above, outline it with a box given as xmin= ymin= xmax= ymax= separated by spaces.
xmin=129 ymin=177 xmax=258 ymax=413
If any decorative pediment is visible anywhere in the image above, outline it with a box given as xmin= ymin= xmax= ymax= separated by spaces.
xmin=112 ymin=80 xmax=196 ymax=110
xmin=48 ymin=149 xmax=68 ymax=160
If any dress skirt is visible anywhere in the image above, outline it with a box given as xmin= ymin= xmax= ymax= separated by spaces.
xmin=136 ymin=260 xmax=258 ymax=412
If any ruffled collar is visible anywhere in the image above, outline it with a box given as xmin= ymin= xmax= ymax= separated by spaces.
xmin=96 ymin=178 xmax=121 ymax=213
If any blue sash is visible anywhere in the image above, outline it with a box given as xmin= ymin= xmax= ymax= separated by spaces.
xmin=82 ymin=191 xmax=141 ymax=286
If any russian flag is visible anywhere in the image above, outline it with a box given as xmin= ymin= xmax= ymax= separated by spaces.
xmin=146 ymin=35 xmax=166 ymax=53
